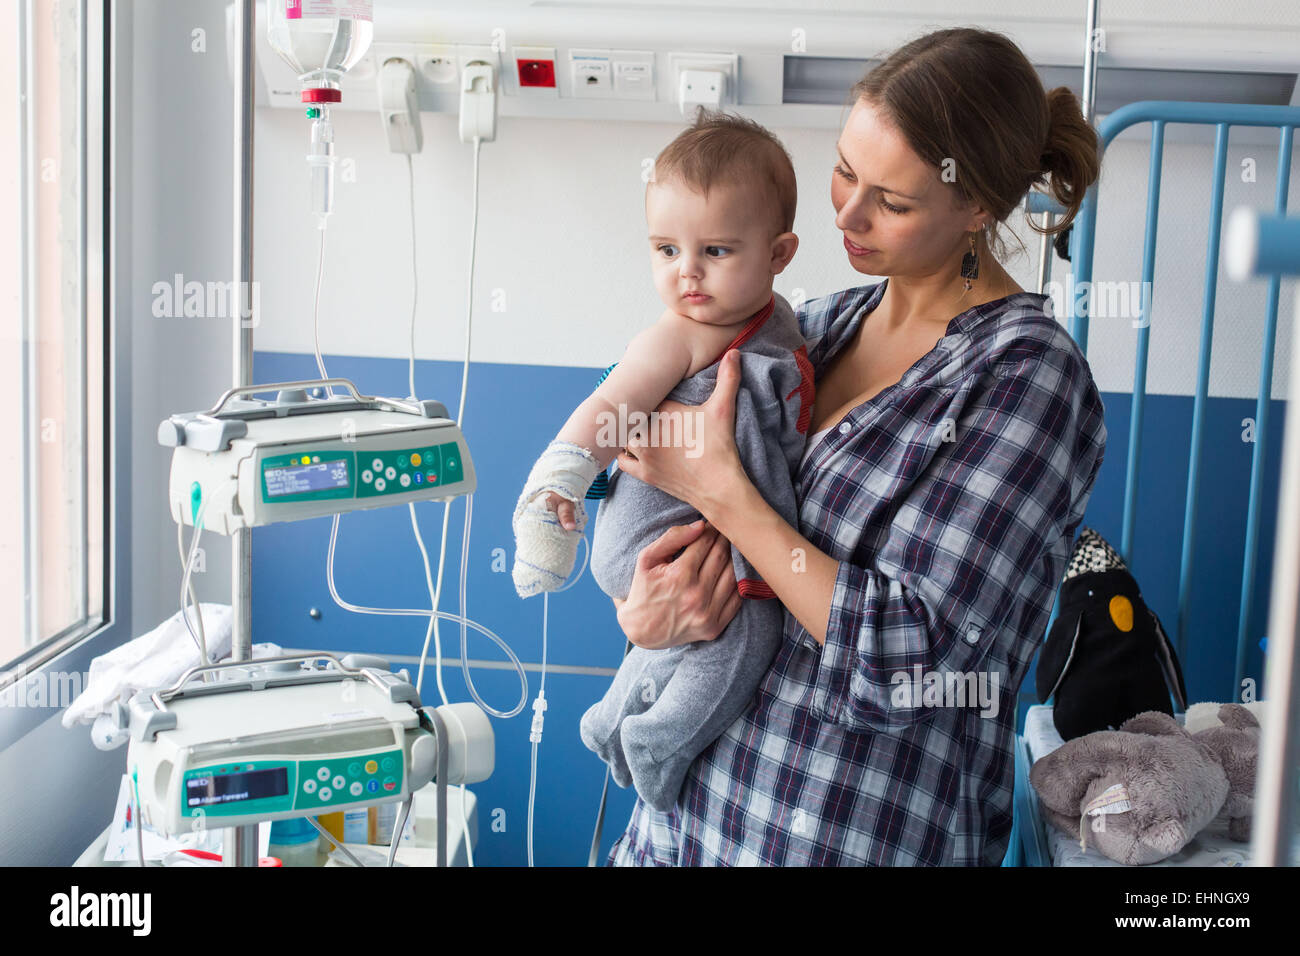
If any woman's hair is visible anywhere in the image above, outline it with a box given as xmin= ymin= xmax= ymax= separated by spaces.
xmin=850 ymin=27 xmax=1100 ymax=261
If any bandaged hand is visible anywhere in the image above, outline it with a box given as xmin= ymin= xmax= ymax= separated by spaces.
xmin=544 ymin=492 xmax=578 ymax=531
xmin=512 ymin=440 xmax=601 ymax=598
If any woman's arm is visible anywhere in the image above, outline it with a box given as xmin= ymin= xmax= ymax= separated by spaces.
xmin=698 ymin=472 xmax=839 ymax=644
xmin=622 ymin=345 xmax=1106 ymax=732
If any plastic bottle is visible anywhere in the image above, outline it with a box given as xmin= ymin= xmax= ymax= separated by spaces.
xmin=265 ymin=1 xmax=373 ymax=228
xmin=367 ymin=802 xmax=397 ymax=845
xmin=268 ymin=817 xmax=326 ymax=867
xmin=317 ymin=811 xmax=344 ymax=855
xmin=343 ymin=807 xmax=368 ymax=844
xmin=266 ymin=0 xmax=374 ymax=96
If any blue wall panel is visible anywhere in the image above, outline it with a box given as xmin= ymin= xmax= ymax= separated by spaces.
xmin=1018 ymin=391 xmax=1285 ymax=725
xmin=252 ymin=350 xmax=638 ymax=865
xmin=253 ymin=350 xmax=1285 ymax=863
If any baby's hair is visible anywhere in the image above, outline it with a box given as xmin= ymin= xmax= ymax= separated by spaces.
xmin=651 ymin=108 xmax=797 ymax=235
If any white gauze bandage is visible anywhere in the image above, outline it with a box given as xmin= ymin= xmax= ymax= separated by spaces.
xmin=512 ymin=440 xmax=602 ymax=597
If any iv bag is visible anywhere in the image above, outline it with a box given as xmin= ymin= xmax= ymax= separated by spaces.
xmin=266 ymin=0 xmax=374 ymax=93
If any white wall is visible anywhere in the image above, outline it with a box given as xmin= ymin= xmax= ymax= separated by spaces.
xmin=253 ymin=110 xmax=1298 ymax=399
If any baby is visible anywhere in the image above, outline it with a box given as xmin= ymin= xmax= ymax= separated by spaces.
xmin=511 ymin=109 xmax=814 ymax=811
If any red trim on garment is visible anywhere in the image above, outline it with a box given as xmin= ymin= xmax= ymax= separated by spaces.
xmin=738 ymin=578 xmax=777 ymax=600
xmin=784 ymin=344 xmax=816 ymax=435
xmin=707 ymin=295 xmax=775 ymax=368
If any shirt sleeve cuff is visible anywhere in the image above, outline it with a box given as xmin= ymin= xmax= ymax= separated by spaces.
xmin=809 ymin=560 xmax=970 ymax=733
xmin=810 ymin=561 xmax=882 ymax=730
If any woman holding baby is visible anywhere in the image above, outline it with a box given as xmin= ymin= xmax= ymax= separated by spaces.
xmin=606 ymin=26 xmax=1107 ymax=865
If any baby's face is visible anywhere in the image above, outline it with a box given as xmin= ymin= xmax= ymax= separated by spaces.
xmin=646 ymin=178 xmax=783 ymax=325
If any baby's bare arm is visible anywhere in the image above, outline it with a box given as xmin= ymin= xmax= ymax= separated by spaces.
xmin=543 ymin=311 xmax=741 ymax=531
xmin=555 ymin=318 xmax=695 ymax=468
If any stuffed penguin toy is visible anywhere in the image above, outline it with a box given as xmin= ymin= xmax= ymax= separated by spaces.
xmin=1036 ymin=528 xmax=1188 ymax=740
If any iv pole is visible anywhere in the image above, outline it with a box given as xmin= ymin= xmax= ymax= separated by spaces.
xmin=1032 ymin=0 xmax=1100 ymax=295
xmin=225 ymin=0 xmax=259 ymax=868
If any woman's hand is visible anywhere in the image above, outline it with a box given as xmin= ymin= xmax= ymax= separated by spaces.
xmin=615 ymin=349 xmax=745 ymax=518
xmin=615 ymin=520 xmax=743 ymax=650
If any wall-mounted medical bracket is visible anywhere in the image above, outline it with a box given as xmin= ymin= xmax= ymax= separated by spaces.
xmin=380 ymin=57 xmax=424 ymax=154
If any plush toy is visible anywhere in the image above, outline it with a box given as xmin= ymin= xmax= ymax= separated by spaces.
xmin=1036 ymin=528 xmax=1187 ymax=740
xmin=1183 ymin=703 xmax=1262 ymax=842
xmin=1029 ymin=704 xmax=1262 ymax=864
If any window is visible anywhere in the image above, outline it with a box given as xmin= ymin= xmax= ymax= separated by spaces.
xmin=1 ymin=0 xmax=107 ymax=680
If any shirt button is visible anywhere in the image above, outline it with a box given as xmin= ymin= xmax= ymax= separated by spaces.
xmin=838 ymin=422 xmax=852 ymax=435
xmin=965 ymin=626 xmax=982 ymax=645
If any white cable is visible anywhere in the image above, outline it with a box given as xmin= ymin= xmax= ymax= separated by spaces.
xmin=451 ymin=137 xmax=480 ymax=428
xmin=526 ymin=592 xmax=549 ymax=867
xmin=406 ymin=152 xmax=418 ymax=402
xmin=308 ymin=816 xmax=365 ymax=868
xmin=177 ymin=520 xmax=209 ymax=667
xmin=409 ymin=500 xmax=452 ymax=707
xmin=523 ymin=536 xmax=591 ymax=867
xmin=386 ymin=797 xmax=413 ymax=868
xmin=308 ymin=143 xmax=524 ymax=716
xmin=404 ymin=133 xmax=530 ymax=718
xmin=316 ymin=127 xmax=580 ymax=867
xmin=312 ymin=223 xmax=329 ymax=385
xmin=527 ymin=738 xmax=540 ymax=867
xmin=324 ymin=514 xmax=528 ymax=716
xmin=131 ymin=769 xmax=145 ymax=867
xmin=176 ymin=478 xmax=237 ymax=666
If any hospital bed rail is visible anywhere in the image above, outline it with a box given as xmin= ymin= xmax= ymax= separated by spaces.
xmin=1010 ymin=100 xmax=1300 ymax=867
xmin=1066 ymin=101 xmax=1299 ymax=693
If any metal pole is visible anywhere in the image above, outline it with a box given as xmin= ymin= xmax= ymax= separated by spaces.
xmin=1035 ymin=210 xmax=1054 ymax=295
xmin=1253 ymin=287 xmax=1300 ymax=867
xmin=232 ymin=0 xmax=255 ymax=664
xmin=226 ymin=0 xmax=258 ymax=869
xmin=1038 ymin=0 xmax=1101 ymax=296
xmin=1081 ymin=0 xmax=1100 ymax=125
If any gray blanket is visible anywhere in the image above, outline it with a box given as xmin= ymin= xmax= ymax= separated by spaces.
xmin=580 ymin=291 xmax=814 ymax=811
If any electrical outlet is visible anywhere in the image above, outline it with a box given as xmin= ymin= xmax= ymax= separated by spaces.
xmin=667 ymin=52 xmax=738 ymax=106
xmin=513 ymin=45 xmax=559 ymax=97
xmin=457 ymin=45 xmax=502 ymax=82
xmin=570 ymin=48 xmax=613 ymax=98
xmin=611 ymin=50 xmax=655 ymax=100
xmin=415 ymin=45 xmax=458 ymax=86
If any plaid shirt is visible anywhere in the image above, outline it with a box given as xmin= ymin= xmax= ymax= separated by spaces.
xmin=606 ymin=279 xmax=1107 ymax=866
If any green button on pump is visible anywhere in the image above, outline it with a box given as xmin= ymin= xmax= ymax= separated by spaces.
xmin=439 ymin=442 xmax=463 ymax=485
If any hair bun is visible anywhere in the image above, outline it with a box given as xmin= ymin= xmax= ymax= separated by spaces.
xmin=1039 ymin=144 xmax=1054 ymax=171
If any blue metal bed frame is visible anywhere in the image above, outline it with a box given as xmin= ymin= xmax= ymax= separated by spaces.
xmin=1007 ymin=99 xmax=1300 ymax=868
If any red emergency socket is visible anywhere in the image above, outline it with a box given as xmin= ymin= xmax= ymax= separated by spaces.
xmin=517 ymin=58 xmax=556 ymax=88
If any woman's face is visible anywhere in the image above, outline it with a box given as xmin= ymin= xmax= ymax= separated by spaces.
xmin=831 ymin=98 xmax=987 ymax=278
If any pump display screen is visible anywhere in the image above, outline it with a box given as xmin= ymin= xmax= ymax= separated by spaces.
xmin=263 ymin=459 xmax=350 ymax=497
xmin=185 ymin=767 xmax=288 ymax=808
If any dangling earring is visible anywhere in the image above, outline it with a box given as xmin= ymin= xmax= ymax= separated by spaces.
xmin=960 ymin=231 xmax=980 ymax=292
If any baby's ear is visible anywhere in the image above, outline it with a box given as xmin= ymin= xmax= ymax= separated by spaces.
xmin=771 ymin=232 xmax=799 ymax=273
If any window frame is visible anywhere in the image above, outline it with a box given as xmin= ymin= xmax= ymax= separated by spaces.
xmin=0 ymin=0 xmax=127 ymax=749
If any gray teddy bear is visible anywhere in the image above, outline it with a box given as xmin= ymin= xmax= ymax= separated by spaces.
xmin=1029 ymin=704 xmax=1260 ymax=865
